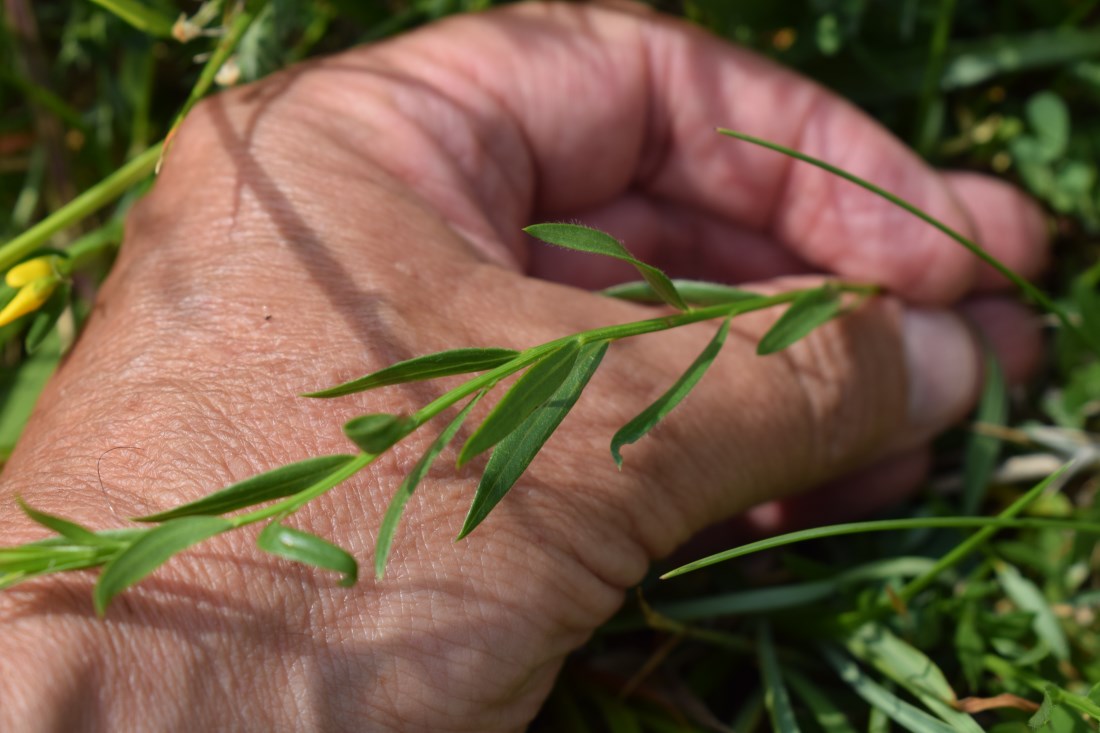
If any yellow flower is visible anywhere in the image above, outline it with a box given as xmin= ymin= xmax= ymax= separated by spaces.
xmin=0 ymin=256 xmax=63 ymax=328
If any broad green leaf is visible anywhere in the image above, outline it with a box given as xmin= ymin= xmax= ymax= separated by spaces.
xmin=457 ymin=340 xmax=582 ymax=468
xmin=375 ymin=394 xmax=483 ymax=578
xmin=758 ymin=623 xmax=802 ymax=733
xmin=344 ymin=414 xmax=413 ymax=454
xmin=612 ymin=318 xmax=730 ymax=467
xmin=785 ymin=669 xmax=857 ymax=733
xmin=18 ymin=498 xmax=102 ymax=545
xmin=602 ymin=279 xmax=757 ymax=306
xmin=843 ymin=624 xmax=982 ymax=733
xmin=305 ymin=348 xmax=519 ymax=398
xmin=89 ymin=0 xmax=176 ymax=37
xmin=961 ymin=349 xmax=1007 ymax=514
xmin=524 ymin=224 xmax=688 ymax=311
xmin=821 ymin=645 xmax=956 ymax=733
xmin=139 ymin=455 xmax=355 ymax=521
xmin=1029 ymin=688 xmax=1056 ymax=729
xmin=257 ymin=522 xmax=357 ymax=587
xmin=757 ymin=286 xmax=842 ymax=355
xmin=24 ymin=281 xmax=70 ymax=355
xmin=996 ymin=563 xmax=1070 ymax=661
xmin=94 ymin=517 xmax=231 ymax=616
xmin=458 ymin=342 xmax=608 ymax=539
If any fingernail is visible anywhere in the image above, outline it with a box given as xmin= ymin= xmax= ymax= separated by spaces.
xmin=902 ymin=308 xmax=980 ymax=437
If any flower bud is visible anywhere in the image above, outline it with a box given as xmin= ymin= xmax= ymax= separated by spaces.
xmin=0 ymin=276 xmax=60 ymax=328
xmin=6 ymin=255 xmax=61 ymax=288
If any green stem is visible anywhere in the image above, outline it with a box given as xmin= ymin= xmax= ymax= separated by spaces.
xmin=716 ymin=129 xmax=1088 ymax=349
xmin=894 ymin=461 xmax=1073 ymax=603
xmin=0 ymin=143 xmax=162 ymax=272
xmin=168 ymin=5 xmax=260 ymax=138
xmin=914 ymin=0 xmax=956 ymax=155
xmin=984 ymin=656 xmax=1100 ymax=718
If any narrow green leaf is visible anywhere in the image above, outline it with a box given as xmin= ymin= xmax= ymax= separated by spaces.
xmin=257 ymin=522 xmax=357 ymax=587
xmin=89 ymin=0 xmax=176 ymax=37
xmin=961 ymin=349 xmax=1007 ymax=514
xmin=139 ymin=455 xmax=355 ymax=522
xmin=821 ymin=645 xmax=956 ymax=733
xmin=457 ymin=340 xmax=582 ymax=468
xmin=304 ymin=348 xmax=519 ymax=398
xmin=18 ymin=498 xmax=101 ymax=545
xmin=458 ymin=342 xmax=608 ymax=539
xmin=602 ymin=279 xmax=757 ymax=306
xmin=785 ymin=669 xmax=858 ymax=733
xmin=375 ymin=394 xmax=483 ymax=578
xmin=24 ymin=282 xmax=70 ymax=355
xmin=955 ymin=602 xmax=985 ymax=691
xmin=524 ymin=223 xmax=688 ymax=311
xmin=996 ymin=563 xmax=1070 ymax=661
xmin=94 ymin=517 xmax=231 ymax=616
xmin=757 ymin=285 xmax=843 ymax=355
xmin=612 ymin=318 xmax=730 ymax=467
xmin=344 ymin=414 xmax=413 ymax=454
xmin=758 ymin=623 xmax=802 ymax=733
xmin=1088 ymin=682 xmax=1100 ymax=706
xmin=843 ymin=624 xmax=982 ymax=733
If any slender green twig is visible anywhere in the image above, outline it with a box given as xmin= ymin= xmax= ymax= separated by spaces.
xmin=717 ymin=129 xmax=1091 ymax=350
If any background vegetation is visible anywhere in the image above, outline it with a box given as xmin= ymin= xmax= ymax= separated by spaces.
xmin=1 ymin=1 xmax=1098 ymax=730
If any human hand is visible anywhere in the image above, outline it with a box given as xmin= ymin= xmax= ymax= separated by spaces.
xmin=0 ymin=3 xmax=1046 ymax=731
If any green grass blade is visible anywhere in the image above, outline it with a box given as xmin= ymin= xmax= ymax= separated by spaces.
xmin=822 ymin=645 xmax=956 ymax=733
xmin=138 ymin=455 xmax=356 ymax=522
xmin=602 ymin=279 xmax=757 ymax=306
xmin=375 ymin=394 xmax=483 ymax=578
xmin=612 ymin=318 xmax=730 ymax=467
xmin=995 ymin=562 xmax=1070 ymax=661
xmin=757 ymin=286 xmax=842 ymax=355
xmin=457 ymin=339 xmax=582 ymax=468
xmin=458 ymin=342 xmax=608 ymax=539
xmin=17 ymin=498 xmax=103 ymax=545
xmin=343 ymin=414 xmax=413 ymax=454
xmin=257 ymin=522 xmax=357 ymax=587
xmin=524 ymin=223 xmax=688 ymax=311
xmin=94 ymin=517 xmax=231 ymax=616
xmin=758 ymin=623 xmax=803 ymax=733
xmin=897 ymin=462 xmax=1073 ymax=602
xmin=961 ymin=349 xmax=1007 ymax=515
xmin=785 ymin=669 xmax=857 ymax=733
xmin=716 ymin=129 xmax=1090 ymax=350
xmin=304 ymin=348 xmax=520 ymax=398
xmin=88 ymin=0 xmax=176 ymax=37
xmin=843 ymin=624 xmax=981 ymax=732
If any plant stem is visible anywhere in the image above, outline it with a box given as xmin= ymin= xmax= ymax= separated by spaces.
xmin=717 ymin=129 xmax=1090 ymax=350
xmin=0 ymin=143 xmax=162 ymax=272
xmin=984 ymin=656 xmax=1100 ymax=718
xmin=914 ymin=0 xmax=956 ymax=155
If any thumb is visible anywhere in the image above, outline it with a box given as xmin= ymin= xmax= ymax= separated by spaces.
xmin=543 ymin=283 xmax=981 ymax=567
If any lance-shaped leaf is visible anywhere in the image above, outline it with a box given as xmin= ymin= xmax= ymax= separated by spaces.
xmin=611 ymin=318 xmax=730 ymax=468
xmin=138 ymin=455 xmax=355 ymax=522
xmin=305 ymin=348 xmax=519 ymax=398
xmin=457 ymin=340 xmax=582 ymax=467
xmin=25 ymin=281 xmax=70 ymax=355
xmin=757 ymin=285 xmax=843 ymax=355
xmin=758 ymin=623 xmax=802 ymax=733
xmin=996 ymin=562 xmax=1070 ymax=661
xmin=257 ymin=522 xmax=357 ymax=587
xmin=94 ymin=516 xmax=232 ymax=616
xmin=602 ymin=279 xmax=757 ymax=306
xmin=376 ymin=394 xmax=484 ymax=578
xmin=89 ymin=0 xmax=176 ymax=37
xmin=525 ymin=223 xmax=688 ymax=311
xmin=18 ymin=498 xmax=102 ymax=545
xmin=458 ymin=342 xmax=608 ymax=539
xmin=785 ymin=669 xmax=858 ymax=733
xmin=344 ymin=414 xmax=414 ymax=454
